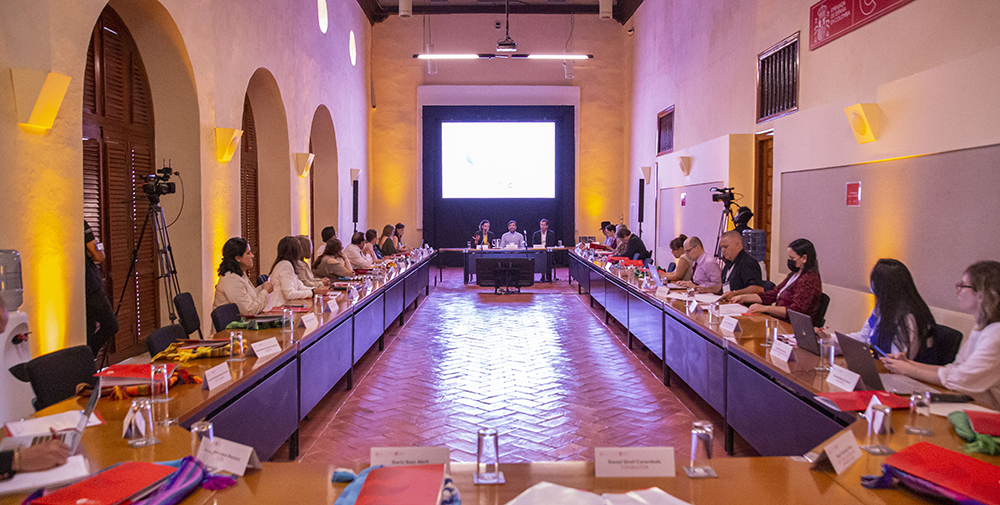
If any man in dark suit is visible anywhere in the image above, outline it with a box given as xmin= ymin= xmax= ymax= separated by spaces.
xmin=616 ymin=225 xmax=650 ymax=261
xmin=532 ymin=218 xmax=557 ymax=281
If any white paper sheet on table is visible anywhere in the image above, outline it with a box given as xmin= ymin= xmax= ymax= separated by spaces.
xmin=929 ymin=402 xmax=998 ymax=417
xmin=667 ymin=283 xmax=684 ymax=289
xmin=715 ymin=304 xmax=746 ymax=316
xmin=665 ymin=293 xmax=689 ymax=302
xmin=0 ymin=455 xmax=89 ymax=495
xmin=504 ymin=482 xmax=691 ymax=505
xmin=694 ymin=294 xmax=721 ymax=304
xmin=5 ymin=411 xmax=102 ymax=437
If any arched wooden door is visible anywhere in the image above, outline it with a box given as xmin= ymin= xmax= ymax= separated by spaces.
xmin=240 ymin=96 xmax=260 ymax=282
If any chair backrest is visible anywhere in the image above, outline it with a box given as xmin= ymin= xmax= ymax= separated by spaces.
xmin=173 ymin=292 xmax=203 ymax=339
xmin=813 ymin=293 xmax=831 ymax=327
xmin=762 ymin=280 xmax=776 ymax=291
xmin=667 ymin=262 xmax=676 ymax=273
xmin=146 ymin=324 xmax=187 ymax=358
xmin=920 ymin=324 xmax=963 ymax=366
xmin=25 ymin=345 xmax=95 ymax=411
xmin=211 ymin=303 xmax=241 ymax=332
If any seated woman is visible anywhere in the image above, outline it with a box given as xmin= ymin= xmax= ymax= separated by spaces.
xmin=394 ymin=223 xmax=412 ymax=254
xmin=213 ymin=237 xmax=274 ymax=315
xmin=883 ymin=261 xmax=1000 ymax=410
xmin=313 ymin=238 xmax=354 ymax=280
xmin=269 ymin=236 xmax=328 ymax=306
xmin=603 ymin=223 xmax=617 ymax=249
xmin=731 ymin=238 xmax=822 ymax=322
xmin=663 ymin=234 xmax=693 ymax=282
xmin=378 ymin=225 xmax=398 ymax=256
xmin=295 ymin=235 xmax=329 ymax=289
xmin=820 ymin=259 xmax=946 ymax=364
xmin=472 ymin=220 xmax=494 ymax=248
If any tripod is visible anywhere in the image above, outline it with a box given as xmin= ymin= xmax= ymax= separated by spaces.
xmin=713 ymin=202 xmax=736 ymax=259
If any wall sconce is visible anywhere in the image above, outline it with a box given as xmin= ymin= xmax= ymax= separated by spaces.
xmin=294 ymin=152 xmax=315 ymax=177
xmin=10 ymin=68 xmax=71 ymax=132
xmin=351 ymin=169 xmax=362 ymax=232
xmin=844 ymin=103 xmax=882 ymax=144
xmin=215 ymin=127 xmax=243 ymax=162
xmin=599 ymin=0 xmax=612 ymax=19
xmin=677 ymin=156 xmax=692 ymax=176
xmin=640 ymin=166 xmax=652 ymax=183
xmin=399 ymin=0 xmax=412 ymax=18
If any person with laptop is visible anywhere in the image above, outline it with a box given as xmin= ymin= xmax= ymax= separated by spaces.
xmin=663 ymin=235 xmax=694 ymax=282
xmin=715 ymin=230 xmax=764 ymax=298
xmin=881 ymin=261 xmax=1000 ymax=410
xmin=731 ymin=238 xmax=822 ymax=322
xmin=818 ymin=259 xmax=950 ymax=364
xmin=675 ymin=236 xmax=721 ymax=292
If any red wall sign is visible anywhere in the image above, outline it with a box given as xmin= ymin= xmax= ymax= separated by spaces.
xmin=846 ymin=181 xmax=862 ymax=207
xmin=810 ymin=0 xmax=916 ymax=50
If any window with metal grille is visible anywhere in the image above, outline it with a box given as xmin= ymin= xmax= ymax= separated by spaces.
xmin=757 ymin=33 xmax=799 ymax=123
xmin=656 ymin=106 xmax=674 ymax=156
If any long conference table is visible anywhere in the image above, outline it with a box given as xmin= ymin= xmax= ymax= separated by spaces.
xmin=1 ymin=250 xmax=997 ymax=504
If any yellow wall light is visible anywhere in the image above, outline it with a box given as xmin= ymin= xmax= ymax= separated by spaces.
xmin=10 ymin=68 xmax=71 ymax=131
xmin=844 ymin=103 xmax=882 ymax=144
xmin=295 ymin=152 xmax=315 ymax=177
xmin=215 ymin=127 xmax=243 ymax=162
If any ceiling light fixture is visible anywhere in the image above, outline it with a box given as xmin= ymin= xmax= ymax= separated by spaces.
xmin=496 ymin=0 xmax=517 ymax=52
xmin=413 ymin=53 xmax=593 ymax=60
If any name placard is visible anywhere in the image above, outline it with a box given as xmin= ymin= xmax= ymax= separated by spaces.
xmin=595 ymin=447 xmax=675 ymax=478
xmin=298 ymin=313 xmax=319 ymax=332
xmin=203 ymin=363 xmax=232 ymax=391
xmin=816 ymin=430 xmax=862 ymax=475
xmin=826 ymin=365 xmax=861 ymax=392
xmin=197 ymin=436 xmax=261 ymax=476
xmin=250 ymin=337 xmax=281 ymax=359
xmin=686 ymin=299 xmax=700 ymax=314
xmin=655 ymin=287 xmax=670 ymax=299
xmin=719 ymin=316 xmax=742 ymax=334
xmin=769 ymin=339 xmax=797 ymax=362
xmin=326 ymin=299 xmax=337 ymax=313
xmin=370 ymin=447 xmax=451 ymax=468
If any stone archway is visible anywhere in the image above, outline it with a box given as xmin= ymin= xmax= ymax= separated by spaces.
xmin=310 ymin=105 xmax=340 ymax=242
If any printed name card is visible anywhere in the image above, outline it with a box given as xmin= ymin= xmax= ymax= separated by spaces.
xmin=370 ymin=447 xmax=451 ymax=468
xmin=203 ymin=363 xmax=232 ymax=391
xmin=769 ymin=339 xmax=797 ymax=362
xmin=326 ymin=299 xmax=337 ymax=313
xmin=595 ymin=447 xmax=675 ymax=478
xmin=826 ymin=365 xmax=861 ymax=392
xmin=686 ymin=298 xmax=700 ymax=313
xmin=250 ymin=337 xmax=281 ymax=359
xmin=719 ymin=316 xmax=742 ymax=334
xmin=298 ymin=313 xmax=319 ymax=332
xmin=655 ymin=287 xmax=670 ymax=299
xmin=197 ymin=436 xmax=261 ymax=476
xmin=813 ymin=430 xmax=863 ymax=475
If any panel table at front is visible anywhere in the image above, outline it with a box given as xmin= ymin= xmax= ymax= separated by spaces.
xmin=726 ymin=354 xmax=848 ymax=456
xmin=385 ymin=280 xmax=406 ymax=331
xmin=353 ymin=294 xmax=384 ymax=363
xmin=207 ymin=358 xmax=298 ymax=461
xmin=466 ymin=250 xmax=549 ymax=283
xmin=299 ymin=320 xmax=352 ymax=419
xmin=628 ymin=294 xmax=663 ymax=360
xmin=662 ymin=313 xmax=726 ymax=414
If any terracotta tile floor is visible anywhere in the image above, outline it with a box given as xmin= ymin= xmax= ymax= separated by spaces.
xmin=293 ymin=267 xmax=755 ymax=467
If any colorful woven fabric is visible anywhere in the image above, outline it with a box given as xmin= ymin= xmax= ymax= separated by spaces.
xmin=133 ymin=457 xmax=235 ymax=505
xmin=225 ymin=319 xmax=283 ymax=330
xmin=153 ymin=342 xmax=232 ymax=362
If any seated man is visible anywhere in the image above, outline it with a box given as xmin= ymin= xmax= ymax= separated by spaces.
xmin=499 ymin=220 xmax=525 ymax=249
xmin=313 ymin=226 xmax=336 ymax=260
xmin=716 ymin=230 xmax=764 ymax=298
xmin=615 ymin=225 xmax=649 ymax=260
xmin=532 ymin=218 xmax=557 ymax=248
xmin=344 ymin=232 xmax=377 ymax=269
xmin=676 ymin=236 xmax=721 ymax=292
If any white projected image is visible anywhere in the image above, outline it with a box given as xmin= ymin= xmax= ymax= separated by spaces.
xmin=441 ymin=122 xmax=556 ymax=199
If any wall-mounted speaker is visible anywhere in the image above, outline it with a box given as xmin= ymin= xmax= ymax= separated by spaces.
xmin=638 ymin=178 xmax=645 ymax=223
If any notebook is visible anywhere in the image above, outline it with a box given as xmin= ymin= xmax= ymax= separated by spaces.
xmin=355 ymin=464 xmax=445 ymax=505
xmin=31 ymin=461 xmax=176 ymax=505
xmin=95 ymin=363 xmax=178 ymax=387
xmin=884 ymin=442 xmax=1000 ymax=505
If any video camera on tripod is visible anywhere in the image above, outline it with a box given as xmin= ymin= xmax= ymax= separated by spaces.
xmin=710 ymin=186 xmax=735 ymax=207
xmin=142 ymin=166 xmax=177 ymax=200
xmin=711 ymin=187 xmax=738 ymax=259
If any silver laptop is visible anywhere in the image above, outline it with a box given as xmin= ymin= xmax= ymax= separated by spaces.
xmin=650 ymin=264 xmax=663 ymax=288
xmin=837 ymin=332 xmax=930 ymax=394
xmin=788 ymin=309 xmax=820 ymax=355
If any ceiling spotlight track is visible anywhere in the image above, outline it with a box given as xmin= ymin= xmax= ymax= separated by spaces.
xmin=413 ymin=53 xmax=593 ymax=60
xmin=496 ymin=0 xmax=517 ymax=52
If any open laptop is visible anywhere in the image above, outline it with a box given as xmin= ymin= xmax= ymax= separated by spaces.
xmin=837 ymin=332 xmax=932 ymax=394
xmin=787 ymin=309 xmax=820 ymax=355
xmin=649 ymin=264 xmax=663 ymax=288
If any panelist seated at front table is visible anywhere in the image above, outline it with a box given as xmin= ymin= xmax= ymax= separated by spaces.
xmin=731 ymin=238 xmax=822 ymax=323
xmin=675 ymin=236 xmax=721 ymax=292
xmin=472 ymin=220 xmax=495 ymax=248
xmin=713 ymin=230 xmax=764 ymax=298
xmin=532 ymin=218 xmax=557 ymax=248
xmin=817 ymin=258 xmax=955 ymax=365
xmin=882 ymin=261 xmax=1000 ymax=410
xmin=213 ymin=237 xmax=275 ymax=315
xmin=499 ymin=220 xmax=526 ymax=249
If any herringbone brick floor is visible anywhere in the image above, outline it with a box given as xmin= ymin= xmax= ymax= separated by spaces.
xmin=296 ymin=267 xmax=746 ymax=467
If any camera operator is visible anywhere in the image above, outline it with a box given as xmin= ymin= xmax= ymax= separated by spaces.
xmin=85 ymin=221 xmax=118 ymax=356
xmin=733 ymin=206 xmax=753 ymax=235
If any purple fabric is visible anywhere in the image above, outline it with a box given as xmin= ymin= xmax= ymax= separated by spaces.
xmin=132 ymin=456 xmax=234 ymax=505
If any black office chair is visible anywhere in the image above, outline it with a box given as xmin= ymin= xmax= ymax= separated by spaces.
xmin=813 ymin=293 xmax=831 ymax=328
xmin=211 ymin=303 xmax=241 ymax=332
xmin=762 ymin=280 xmax=776 ymax=291
xmin=257 ymin=274 xmax=269 ymax=286
xmin=916 ymin=324 xmax=963 ymax=366
xmin=173 ymin=292 xmax=203 ymax=339
xmin=667 ymin=262 xmax=676 ymax=273
xmin=146 ymin=324 xmax=186 ymax=358
xmin=13 ymin=345 xmax=96 ymax=411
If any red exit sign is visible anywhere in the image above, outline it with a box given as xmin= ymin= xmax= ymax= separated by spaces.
xmin=810 ymin=0 xmax=916 ymax=50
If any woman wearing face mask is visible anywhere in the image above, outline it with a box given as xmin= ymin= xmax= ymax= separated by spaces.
xmin=731 ymin=238 xmax=822 ymax=323
xmin=882 ymin=261 xmax=1000 ymax=410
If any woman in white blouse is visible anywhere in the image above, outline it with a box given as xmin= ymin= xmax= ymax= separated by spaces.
xmin=295 ymin=235 xmax=329 ymax=289
xmin=213 ymin=237 xmax=274 ymax=315
xmin=269 ymin=236 xmax=329 ymax=306
xmin=883 ymin=261 xmax=1000 ymax=410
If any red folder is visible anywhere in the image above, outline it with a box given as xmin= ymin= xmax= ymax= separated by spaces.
xmin=355 ymin=464 xmax=445 ymax=505
xmin=818 ymin=391 xmax=911 ymax=411
xmin=966 ymin=410 xmax=1000 ymax=437
xmin=32 ymin=461 xmax=176 ymax=505
xmin=95 ymin=363 xmax=178 ymax=379
xmin=885 ymin=442 xmax=1000 ymax=505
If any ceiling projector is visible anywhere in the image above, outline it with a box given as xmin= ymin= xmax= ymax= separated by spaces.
xmin=496 ymin=36 xmax=517 ymax=52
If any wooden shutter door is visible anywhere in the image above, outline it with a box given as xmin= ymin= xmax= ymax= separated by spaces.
xmin=240 ymin=96 xmax=260 ymax=282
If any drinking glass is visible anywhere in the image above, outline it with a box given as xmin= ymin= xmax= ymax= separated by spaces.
xmin=763 ymin=318 xmax=776 ymax=348
xmin=190 ymin=421 xmax=214 ymax=463
xmin=870 ymin=404 xmax=893 ymax=449
xmin=684 ymin=420 xmax=717 ymax=478
xmin=228 ymin=331 xmax=245 ymax=362
xmin=708 ymin=302 xmax=721 ymax=325
xmin=467 ymin=241 xmax=472 ymax=249
xmin=127 ymin=398 xmax=160 ymax=448
xmin=815 ymin=338 xmax=834 ymax=372
xmin=905 ymin=391 xmax=934 ymax=436
xmin=313 ymin=294 xmax=323 ymax=314
xmin=474 ymin=427 xmax=503 ymax=484
xmin=557 ymin=240 xmax=563 ymax=247
xmin=282 ymin=308 xmax=294 ymax=333
xmin=150 ymin=364 xmax=171 ymax=404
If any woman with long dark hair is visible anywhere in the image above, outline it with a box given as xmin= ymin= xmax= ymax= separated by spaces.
xmin=732 ymin=238 xmax=822 ymax=322
xmin=269 ymin=236 xmax=328 ymax=306
xmin=213 ymin=237 xmax=274 ymax=315
xmin=378 ymin=225 xmax=398 ymax=256
xmin=883 ymin=261 xmax=1000 ymax=409
xmin=472 ymin=220 xmax=494 ymax=248
xmin=313 ymin=238 xmax=354 ymax=280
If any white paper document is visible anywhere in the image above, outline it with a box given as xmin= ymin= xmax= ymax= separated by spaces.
xmin=929 ymin=402 xmax=998 ymax=417
xmin=5 ymin=411 xmax=102 ymax=437
xmin=715 ymin=304 xmax=746 ymax=316
xmin=504 ymin=482 xmax=691 ymax=505
xmin=0 ymin=455 xmax=89 ymax=495
xmin=693 ymin=294 xmax=721 ymax=304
